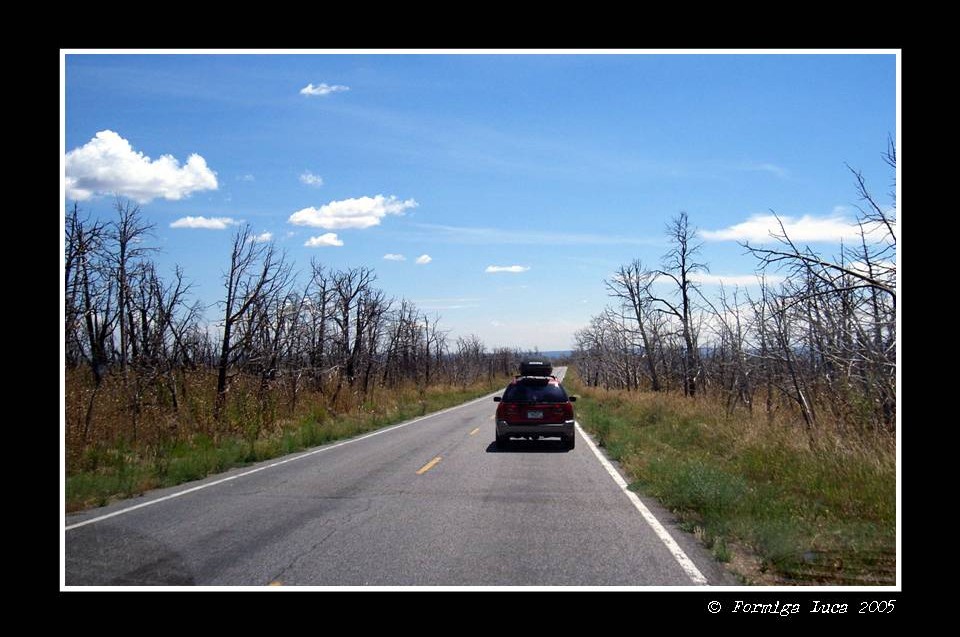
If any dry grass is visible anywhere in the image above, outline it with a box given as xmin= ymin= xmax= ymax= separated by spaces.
xmin=567 ymin=369 xmax=895 ymax=585
xmin=65 ymin=368 xmax=508 ymax=511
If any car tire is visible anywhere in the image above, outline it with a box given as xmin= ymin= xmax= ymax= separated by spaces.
xmin=497 ymin=434 xmax=510 ymax=449
xmin=564 ymin=434 xmax=575 ymax=450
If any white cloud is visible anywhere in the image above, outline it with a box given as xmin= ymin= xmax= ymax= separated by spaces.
xmin=689 ymin=272 xmax=785 ymax=286
xmin=700 ymin=214 xmax=864 ymax=243
xmin=289 ymin=195 xmax=417 ymax=230
xmin=491 ymin=320 xmax=504 ymax=327
xmin=65 ymin=130 xmax=218 ymax=203
xmin=249 ymin=231 xmax=273 ymax=243
xmin=300 ymin=83 xmax=349 ymax=96
xmin=485 ymin=265 xmax=530 ymax=273
xmin=239 ymin=174 xmax=255 ymax=182
xmin=299 ymin=171 xmax=324 ymax=187
xmin=383 ymin=253 xmax=406 ymax=261
xmin=415 ymin=254 xmax=432 ymax=265
xmin=742 ymin=162 xmax=788 ymax=178
xmin=170 ymin=216 xmax=239 ymax=230
xmin=304 ymin=233 xmax=344 ymax=247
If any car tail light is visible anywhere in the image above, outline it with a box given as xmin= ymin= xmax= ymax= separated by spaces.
xmin=562 ymin=402 xmax=574 ymax=420
xmin=500 ymin=403 xmax=519 ymax=419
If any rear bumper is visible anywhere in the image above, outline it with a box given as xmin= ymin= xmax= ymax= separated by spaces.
xmin=496 ymin=419 xmax=575 ymax=438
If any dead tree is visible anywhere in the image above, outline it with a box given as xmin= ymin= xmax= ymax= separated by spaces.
xmin=327 ymin=267 xmax=376 ymax=406
xmin=357 ymin=287 xmax=390 ymax=395
xmin=215 ymin=226 xmax=287 ymax=421
xmin=381 ymin=299 xmax=420 ymax=387
xmin=454 ymin=334 xmax=486 ymax=386
xmin=744 ymin=147 xmax=896 ymax=429
xmin=107 ymin=198 xmax=155 ymax=368
xmin=605 ymin=259 xmax=662 ymax=391
xmin=65 ymin=205 xmax=111 ymax=382
xmin=649 ymin=212 xmax=707 ymax=396
xmin=305 ymin=260 xmax=333 ymax=391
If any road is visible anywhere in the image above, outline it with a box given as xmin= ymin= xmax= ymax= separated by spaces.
xmin=64 ymin=368 xmax=734 ymax=586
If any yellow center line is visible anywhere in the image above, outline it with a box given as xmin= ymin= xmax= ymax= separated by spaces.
xmin=469 ymin=427 xmax=480 ymax=436
xmin=416 ymin=456 xmax=442 ymax=475
xmin=269 ymin=581 xmax=283 ymax=586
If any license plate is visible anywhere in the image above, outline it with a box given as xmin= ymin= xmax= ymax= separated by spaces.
xmin=527 ymin=410 xmax=543 ymax=419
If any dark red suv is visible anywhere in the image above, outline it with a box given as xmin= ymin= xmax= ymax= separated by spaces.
xmin=494 ymin=361 xmax=576 ymax=450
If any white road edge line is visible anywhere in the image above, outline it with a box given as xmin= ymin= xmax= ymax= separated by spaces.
xmin=575 ymin=421 xmax=709 ymax=585
xmin=65 ymin=392 xmax=498 ymax=531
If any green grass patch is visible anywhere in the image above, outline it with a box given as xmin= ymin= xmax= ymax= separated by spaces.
xmin=66 ymin=379 xmax=505 ymax=512
xmin=568 ymin=372 xmax=895 ymax=585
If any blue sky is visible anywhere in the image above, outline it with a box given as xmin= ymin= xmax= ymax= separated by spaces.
xmin=63 ymin=52 xmax=897 ymax=351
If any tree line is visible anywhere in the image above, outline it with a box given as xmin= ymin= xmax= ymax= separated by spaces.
xmin=65 ymin=206 xmax=520 ymax=452
xmin=573 ymin=148 xmax=896 ymax=435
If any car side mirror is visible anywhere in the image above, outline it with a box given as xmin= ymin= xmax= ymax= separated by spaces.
xmin=493 ymin=396 xmax=501 ymax=402
xmin=568 ymin=396 xmax=577 ymax=402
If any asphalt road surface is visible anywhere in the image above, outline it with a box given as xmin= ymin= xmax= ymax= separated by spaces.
xmin=64 ymin=368 xmax=734 ymax=586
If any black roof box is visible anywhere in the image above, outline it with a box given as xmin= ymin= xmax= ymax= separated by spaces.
xmin=518 ymin=358 xmax=553 ymax=377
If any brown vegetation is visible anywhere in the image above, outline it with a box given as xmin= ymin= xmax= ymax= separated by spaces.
xmin=65 ymin=201 xmax=521 ymax=498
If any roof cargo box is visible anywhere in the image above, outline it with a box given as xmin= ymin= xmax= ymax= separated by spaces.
xmin=518 ymin=358 xmax=553 ymax=377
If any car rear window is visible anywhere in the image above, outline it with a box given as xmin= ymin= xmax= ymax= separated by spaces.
xmin=503 ymin=382 xmax=568 ymax=403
